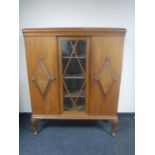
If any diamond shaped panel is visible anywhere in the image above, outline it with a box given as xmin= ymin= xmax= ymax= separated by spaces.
xmin=99 ymin=63 xmax=113 ymax=95
xmin=32 ymin=58 xmax=51 ymax=95
xmin=95 ymin=58 xmax=116 ymax=97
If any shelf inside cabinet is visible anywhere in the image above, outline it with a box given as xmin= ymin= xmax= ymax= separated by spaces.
xmin=62 ymin=55 xmax=86 ymax=59
xmin=62 ymin=56 xmax=86 ymax=59
xmin=63 ymin=73 xmax=86 ymax=79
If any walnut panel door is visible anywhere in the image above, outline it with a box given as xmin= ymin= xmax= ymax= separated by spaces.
xmin=24 ymin=37 xmax=60 ymax=115
xmin=89 ymin=36 xmax=125 ymax=116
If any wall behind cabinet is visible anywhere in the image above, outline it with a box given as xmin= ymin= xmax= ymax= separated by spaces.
xmin=19 ymin=0 xmax=135 ymax=112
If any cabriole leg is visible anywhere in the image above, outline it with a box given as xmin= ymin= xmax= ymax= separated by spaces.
xmin=111 ymin=118 xmax=118 ymax=137
xmin=31 ymin=117 xmax=38 ymax=135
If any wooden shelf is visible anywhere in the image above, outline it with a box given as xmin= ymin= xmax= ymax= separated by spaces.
xmin=62 ymin=56 xmax=86 ymax=59
xmin=63 ymin=73 xmax=85 ymax=79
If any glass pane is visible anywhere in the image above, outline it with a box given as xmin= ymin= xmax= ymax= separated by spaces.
xmin=63 ymin=98 xmax=85 ymax=111
xmin=61 ymin=40 xmax=86 ymax=57
xmin=64 ymin=98 xmax=73 ymax=111
xmin=61 ymin=39 xmax=86 ymax=112
xmin=63 ymin=79 xmax=85 ymax=97
xmin=61 ymin=40 xmax=72 ymax=57
xmin=76 ymin=98 xmax=85 ymax=111
xmin=62 ymin=59 xmax=86 ymax=76
xmin=76 ymin=40 xmax=86 ymax=57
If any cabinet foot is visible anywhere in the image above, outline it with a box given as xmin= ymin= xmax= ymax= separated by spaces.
xmin=31 ymin=117 xmax=38 ymax=135
xmin=34 ymin=131 xmax=38 ymax=135
xmin=111 ymin=118 xmax=118 ymax=137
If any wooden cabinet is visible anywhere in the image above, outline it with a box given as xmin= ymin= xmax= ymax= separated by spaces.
xmin=23 ymin=28 xmax=126 ymax=136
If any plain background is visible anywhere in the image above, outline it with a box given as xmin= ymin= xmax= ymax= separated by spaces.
xmin=19 ymin=0 xmax=135 ymax=112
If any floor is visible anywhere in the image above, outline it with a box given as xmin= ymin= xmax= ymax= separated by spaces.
xmin=19 ymin=114 xmax=135 ymax=155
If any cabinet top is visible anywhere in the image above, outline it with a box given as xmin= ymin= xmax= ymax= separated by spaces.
xmin=22 ymin=27 xmax=126 ymax=37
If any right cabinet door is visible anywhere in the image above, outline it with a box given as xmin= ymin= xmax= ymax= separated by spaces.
xmin=89 ymin=36 xmax=125 ymax=116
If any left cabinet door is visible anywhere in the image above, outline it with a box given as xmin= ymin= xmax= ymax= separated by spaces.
xmin=24 ymin=37 xmax=60 ymax=115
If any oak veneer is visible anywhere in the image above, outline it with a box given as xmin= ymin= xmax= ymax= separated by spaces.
xmin=23 ymin=28 xmax=126 ymax=136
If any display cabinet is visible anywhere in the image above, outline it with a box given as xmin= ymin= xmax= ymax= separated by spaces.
xmin=23 ymin=28 xmax=126 ymax=136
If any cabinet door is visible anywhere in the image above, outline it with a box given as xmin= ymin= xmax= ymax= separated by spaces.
xmin=58 ymin=37 xmax=90 ymax=114
xmin=24 ymin=37 xmax=59 ymax=115
xmin=89 ymin=36 xmax=125 ymax=116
